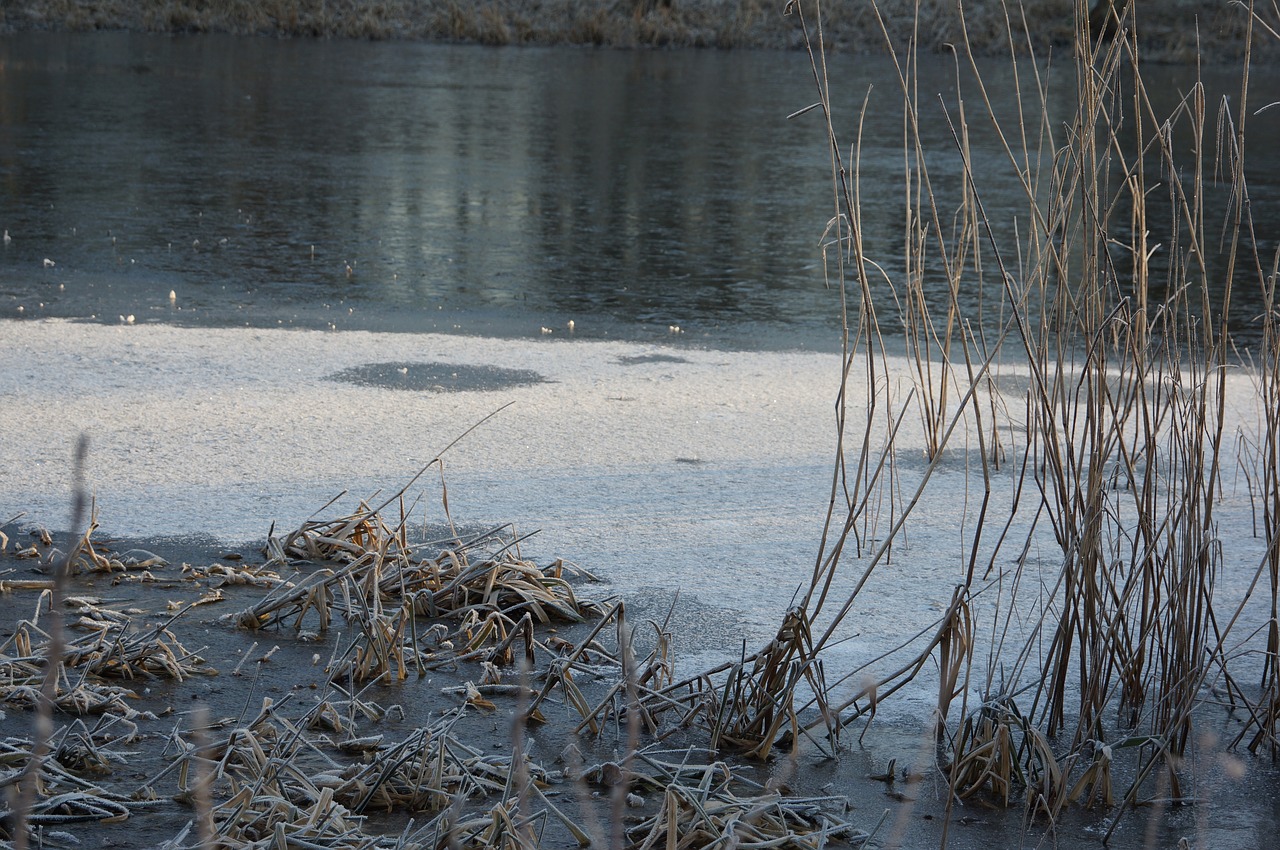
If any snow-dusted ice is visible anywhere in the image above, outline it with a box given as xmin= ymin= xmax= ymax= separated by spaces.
xmin=2 ymin=318 xmax=1274 ymax=721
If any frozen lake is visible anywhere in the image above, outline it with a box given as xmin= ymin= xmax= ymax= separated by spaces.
xmin=6 ymin=31 xmax=1280 ymax=847
xmin=3 ymin=316 xmax=1274 ymax=726
xmin=3 ymin=32 xmax=1280 ymax=714
xmin=0 ymin=318 xmax=853 ymax=674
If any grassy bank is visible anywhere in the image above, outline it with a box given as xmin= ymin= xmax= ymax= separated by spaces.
xmin=0 ymin=0 xmax=1272 ymax=61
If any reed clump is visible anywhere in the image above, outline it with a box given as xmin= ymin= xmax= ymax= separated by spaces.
xmin=626 ymin=778 xmax=865 ymax=849
xmin=658 ymin=0 xmax=1280 ymax=842
xmin=140 ymin=557 xmax=857 ymax=850
xmin=567 ymin=605 xmax=838 ymax=761
xmin=226 ymin=501 xmax=604 ymax=688
xmin=1 ymin=592 xmax=208 ymax=718
xmin=0 ymin=733 xmax=159 ymax=838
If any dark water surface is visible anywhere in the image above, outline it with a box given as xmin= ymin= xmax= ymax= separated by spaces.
xmin=1 ymin=33 xmax=1278 ymax=351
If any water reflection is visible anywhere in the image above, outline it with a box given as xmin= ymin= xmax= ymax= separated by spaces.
xmin=0 ymin=33 xmax=1276 ymax=350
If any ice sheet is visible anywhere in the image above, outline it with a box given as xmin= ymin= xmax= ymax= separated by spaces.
xmin=3 ymin=318 xmax=1273 ymax=720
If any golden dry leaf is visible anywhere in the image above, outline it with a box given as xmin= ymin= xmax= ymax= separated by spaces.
xmin=463 ymin=681 xmax=497 ymax=712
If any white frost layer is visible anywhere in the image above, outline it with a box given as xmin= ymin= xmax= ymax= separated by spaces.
xmin=2 ymin=318 xmax=1273 ymax=722
xmin=1 ymin=319 xmax=848 ymax=641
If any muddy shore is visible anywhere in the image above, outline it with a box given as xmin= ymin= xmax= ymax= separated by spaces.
xmin=0 ymin=1 xmax=1270 ymax=62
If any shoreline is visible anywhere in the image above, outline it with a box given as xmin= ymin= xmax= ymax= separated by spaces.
xmin=1 ymin=1 xmax=1271 ymax=63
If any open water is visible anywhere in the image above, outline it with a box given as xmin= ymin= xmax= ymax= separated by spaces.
xmin=2 ymin=32 xmax=1279 ymax=350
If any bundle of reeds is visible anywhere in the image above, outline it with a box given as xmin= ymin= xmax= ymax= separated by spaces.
xmin=325 ymin=719 xmax=548 ymax=814
xmin=667 ymin=1 xmax=1279 ymax=838
xmin=327 ymin=591 xmax=426 ymax=684
xmin=609 ymin=606 xmax=834 ymax=759
xmin=0 ymin=602 xmax=173 ymax=716
xmin=0 ymin=734 xmax=160 ymax=837
xmin=230 ymin=504 xmax=605 ymax=694
xmin=62 ymin=618 xmax=212 ymax=682
xmin=627 ymin=784 xmax=864 ymax=850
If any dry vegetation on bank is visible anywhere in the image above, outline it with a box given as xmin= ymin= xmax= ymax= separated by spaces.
xmin=0 ymin=0 xmax=1272 ymax=62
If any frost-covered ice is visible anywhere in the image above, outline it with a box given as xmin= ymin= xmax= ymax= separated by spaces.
xmin=1 ymin=318 xmax=1274 ymax=720
xmin=1 ymin=320 xmax=842 ymax=651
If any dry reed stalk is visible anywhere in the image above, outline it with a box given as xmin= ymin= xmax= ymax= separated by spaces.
xmin=625 ymin=777 xmax=864 ymax=849
xmin=1228 ymin=16 xmax=1280 ymax=751
xmin=235 ymin=501 xmax=602 ymax=661
xmin=761 ymin=0 xmax=1277 ymax=834
xmin=9 ymin=437 xmax=87 ymax=850
xmin=789 ymin=0 xmax=902 ymax=599
xmin=0 ymin=728 xmax=161 ymax=837
xmin=1237 ymin=273 xmax=1280 ymax=753
xmin=0 ymin=579 xmax=56 ymax=592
